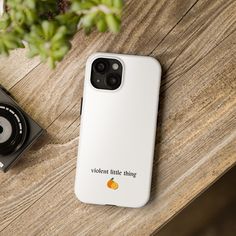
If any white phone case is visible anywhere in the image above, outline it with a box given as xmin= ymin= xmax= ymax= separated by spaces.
xmin=75 ymin=53 xmax=161 ymax=208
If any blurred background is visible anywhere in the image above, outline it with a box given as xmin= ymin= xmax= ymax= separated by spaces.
xmin=154 ymin=165 xmax=236 ymax=236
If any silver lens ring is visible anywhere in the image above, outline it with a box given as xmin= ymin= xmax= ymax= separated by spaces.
xmin=0 ymin=116 xmax=12 ymax=143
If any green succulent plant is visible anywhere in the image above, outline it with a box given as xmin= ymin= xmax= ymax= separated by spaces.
xmin=0 ymin=0 xmax=123 ymax=68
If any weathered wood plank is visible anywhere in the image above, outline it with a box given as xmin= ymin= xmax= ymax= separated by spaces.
xmin=0 ymin=49 xmax=40 ymax=89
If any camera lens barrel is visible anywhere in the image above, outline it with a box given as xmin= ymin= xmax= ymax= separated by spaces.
xmin=0 ymin=104 xmax=28 ymax=155
xmin=94 ymin=60 xmax=108 ymax=74
xmin=106 ymin=74 xmax=121 ymax=89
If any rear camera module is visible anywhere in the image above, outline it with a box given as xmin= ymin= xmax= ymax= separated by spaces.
xmin=91 ymin=58 xmax=123 ymax=90
xmin=0 ymin=103 xmax=28 ymax=155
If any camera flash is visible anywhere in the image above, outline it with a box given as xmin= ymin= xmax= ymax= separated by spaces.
xmin=112 ymin=63 xmax=119 ymax=70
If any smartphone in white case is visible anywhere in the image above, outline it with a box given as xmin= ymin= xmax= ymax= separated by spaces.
xmin=75 ymin=53 xmax=161 ymax=208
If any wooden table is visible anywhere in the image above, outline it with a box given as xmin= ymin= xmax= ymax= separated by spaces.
xmin=0 ymin=0 xmax=235 ymax=235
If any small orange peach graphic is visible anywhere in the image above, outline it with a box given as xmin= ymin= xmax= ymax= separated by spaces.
xmin=107 ymin=178 xmax=119 ymax=190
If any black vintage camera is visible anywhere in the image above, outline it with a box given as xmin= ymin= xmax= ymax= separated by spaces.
xmin=0 ymin=85 xmax=43 ymax=172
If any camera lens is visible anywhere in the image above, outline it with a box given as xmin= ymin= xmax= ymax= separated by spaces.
xmin=0 ymin=104 xmax=28 ymax=155
xmin=0 ymin=117 xmax=12 ymax=144
xmin=106 ymin=74 xmax=121 ymax=89
xmin=94 ymin=60 xmax=107 ymax=74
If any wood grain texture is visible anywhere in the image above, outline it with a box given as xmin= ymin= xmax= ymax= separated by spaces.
xmin=0 ymin=0 xmax=235 ymax=235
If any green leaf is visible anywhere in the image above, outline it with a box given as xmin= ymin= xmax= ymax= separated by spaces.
xmin=0 ymin=42 xmax=9 ymax=55
xmin=52 ymin=45 xmax=69 ymax=60
xmin=113 ymin=0 xmax=123 ymax=9
xmin=102 ymin=0 xmax=113 ymax=7
xmin=52 ymin=26 xmax=67 ymax=42
xmin=56 ymin=13 xmax=80 ymax=36
xmin=0 ymin=14 xmax=10 ymax=30
xmin=105 ymin=14 xmax=120 ymax=33
xmin=42 ymin=21 xmax=55 ymax=40
xmin=72 ymin=1 xmax=95 ymax=12
xmin=82 ymin=12 xmax=97 ymax=28
xmin=96 ymin=17 xmax=107 ymax=32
